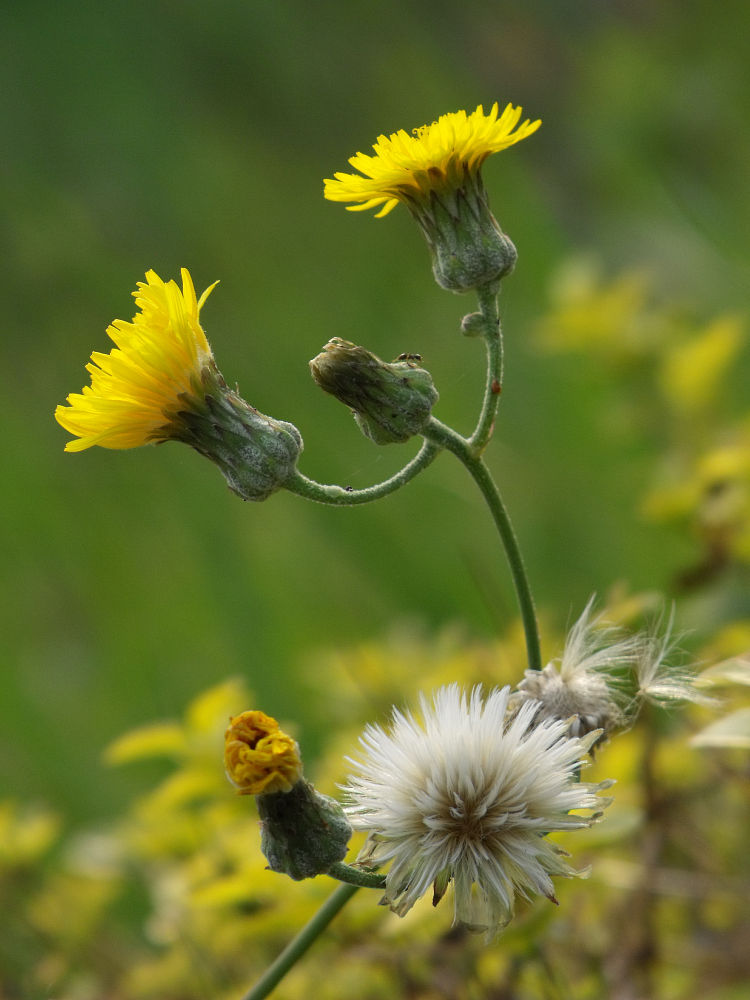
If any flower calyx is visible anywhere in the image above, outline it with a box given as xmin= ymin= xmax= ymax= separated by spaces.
xmin=173 ymin=368 xmax=303 ymax=502
xmin=409 ymin=173 xmax=518 ymax=293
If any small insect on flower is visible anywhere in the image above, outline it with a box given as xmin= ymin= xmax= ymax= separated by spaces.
xmin=310 ymin=338 xmax=438 ymax=444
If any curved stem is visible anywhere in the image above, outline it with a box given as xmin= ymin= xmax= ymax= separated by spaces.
xmin=469 ymin=283 xmax=503 ymax=454
xmin=283 ymin=439 xmax=441 ymax=506
xmin=422 ymin=417 xmax=542 ymax=671
xmin=327 ymin=861 xmax=386 ymax=889
xmin=239 ymin=883 xmax=359 ymax=1000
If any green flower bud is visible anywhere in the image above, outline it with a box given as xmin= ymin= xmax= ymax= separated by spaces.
xmin=310 ymin=338 xmax=438 ymax=445
xmin=174 ymin=365 xmax=303 ymax=501
xmin=257 ymin=779 xmax=353 ymax=881
xmin=410 ymin=172 xmax=517 ymax=294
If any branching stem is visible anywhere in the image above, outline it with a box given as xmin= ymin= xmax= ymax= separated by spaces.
xmin=422 ymin=416 xmax=542 ymax=672
xmin=283 ymin=440 xmax=440 ymax=505
xmin=245 ymin=283 xmax=541 ymax=998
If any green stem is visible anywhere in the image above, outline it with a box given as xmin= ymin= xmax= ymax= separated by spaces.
xmin=422 ymin=416 xmax=542 ymax=672
xmin=327 ymin=861 xmax=386 ymax=889
xmin=469 ymin=283 xmax=503 ymax=454
xmin=283 ymin=439 xmax=441 ymax=506
xmin=239 ymin=883 xmax=359 ymax=1000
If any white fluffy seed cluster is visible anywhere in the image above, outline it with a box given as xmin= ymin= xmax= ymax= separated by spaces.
xmin=512 ymin=599 xmax=711 ymax=739
xmin=343 ymin=683 xmax=612 ymax=933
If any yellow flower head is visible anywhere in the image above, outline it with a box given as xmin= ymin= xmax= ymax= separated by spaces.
xmin=325 ymin=103 xmax=540 ymax=293
xmin=55 ymin=269 xmax=303 ymax=500
xmin=224 ymin=711 xmax=303 ymax=796
xmin=55 ymin=268 xmax=218 ymax=452
xmin=324 ymin=102 xmax=540 ymax=218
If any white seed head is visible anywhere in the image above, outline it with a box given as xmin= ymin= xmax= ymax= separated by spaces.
xmin=634 ymin=607 xmax=715 ymax=709
xmin=513 ymin=600 xmax=713 ymax=741
xmin=512 ymin=598 xmax=640 ymax=738
xmin=342 ymin=684 xmax=611 ymax=934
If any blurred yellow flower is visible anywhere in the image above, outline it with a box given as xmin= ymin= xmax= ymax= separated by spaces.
xmin=535 ymin=259 xmax=659 ymax=360
xmin=324 ymin=102 xmax=540 ymax=218
xmin=55 ymin=268 xmax=218 ymax=451
xmin=659 ymin=314 xmax=745 ymax=414
xmin=224 ymin=711 xmax=302 ymax=795
xmin=0 ymin=801 xmax=59 ymax=868
xmin=644 ymin=433 xmax=750 ymax=565
xmin=103 ymin=721 xmax=187 ymax=766
xmin=105 ymin=678 xmax=248 ymax=768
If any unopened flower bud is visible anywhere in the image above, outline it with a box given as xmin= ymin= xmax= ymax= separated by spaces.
xmin=224 ymin=710 xmax=352 ymax=880
xmin=310 ymin=338 xmax=438 ymax=444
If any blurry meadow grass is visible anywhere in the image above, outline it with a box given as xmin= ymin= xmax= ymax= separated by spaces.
xmin=2 ymin=1 xmax=749 ymax=997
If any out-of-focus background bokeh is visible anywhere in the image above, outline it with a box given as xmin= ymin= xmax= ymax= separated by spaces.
xmin=3 ymin=2 xmax=749 ymax=998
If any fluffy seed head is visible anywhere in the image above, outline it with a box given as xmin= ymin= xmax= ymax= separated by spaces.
xmin=343 ymin=684 xmax=611 ymax=933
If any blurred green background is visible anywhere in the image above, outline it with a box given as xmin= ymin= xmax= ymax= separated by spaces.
xmin=3 ymin=0 xmax=749 ymax=827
